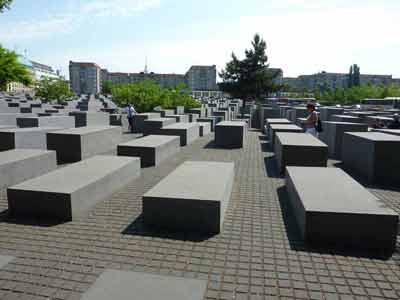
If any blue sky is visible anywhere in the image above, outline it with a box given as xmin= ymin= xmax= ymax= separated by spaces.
xmin=1 ymin=0 xmax=400 ymax=79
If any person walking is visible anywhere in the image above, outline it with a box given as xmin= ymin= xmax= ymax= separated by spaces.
xmin=124 ymin=104 xmax=137 ymax=133
xmin=304 ymin=103 xmax=319 ymax=137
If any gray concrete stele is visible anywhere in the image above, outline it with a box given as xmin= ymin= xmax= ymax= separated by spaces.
xmin=215 ymin=121 xmax=247 ymax=148
xmin=285 ymin=166 xmax=398 ymax=252
xmin=143 ymin=161 xmax=235 ymax=234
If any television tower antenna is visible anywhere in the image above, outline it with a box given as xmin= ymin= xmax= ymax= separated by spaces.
xmin=144 ymin=56 xmax=149 ymax=74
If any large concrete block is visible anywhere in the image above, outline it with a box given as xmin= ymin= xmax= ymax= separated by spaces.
xmin=275 ymin=133 xmax=328 ymax=173
xmin=197 ymin=117 xmax=218 ymax=131
xmin=373 ymin=129 xmax=400 ymax=136
xmin=258 ymin=107 xmax=280 ymax=129
xmin=268 ymin=124 xmax=303 ymax=147
xmin=143 ymin=118 xmax=176 ymax=136
xmin=175 ymin=106 xmax=185 ymax=115
xmin=197 ymin=122 xmax=211 ymax=136
xmin=0 ymin=127 xmax=62 ymax=151
xmin=285 ymin=166 xmax=398 ymax=252
xmin=8 ymin=155 xmax=140 ymax=221
xmin=0 ymin=149 xmax=57 ymax=189
xmin=342 ymin=132 xmax=400 ymax=185
xmin=0 ymin=113 xmax=32 ymax=126
xmin=215 ymin=121 xmax=247 ymax=148
xmin=143 ymin=161 xmax=235 ymax=234
xmin=47 ymin=126 xmax=122 ymax=164
xmin=164 ymin=114 xmax=189 ymax=123
xmin=187 ymin=113 xmax=199 ymax=123
xmin=158 ymin=109 xmax=175 ymax=117
xmin=154 ymin=123 xmax=200 ymax=146
xmin=319 ymin=107 xmax=344 ymax=121
xmin=118 ymin=135 xmax=180 ymax=167
xmin=16 ymin=116 xmax=75 ymax=128
xmin=188 ymin=108 xmax=205 ymax=118
xmin=321 ymin=122 xmax=368 ymax=159
xmin=331 ymin=115 xmax=362 ymax=123
xmin=132 ymin=112 xmax=160 ymax=133
xmin=81 ymin=270 xmax=207 ymax=300
xmin=69 ymin=111 xmax=109 ymax=127
xmin=212 ymin=110 xmax=228 ymax=122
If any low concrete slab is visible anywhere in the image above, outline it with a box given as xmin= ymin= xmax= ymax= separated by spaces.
xmin=8 ymin=155 xmax=140 ymax=221
xmin=373 ymin=129 xmax=400 ymax=136
xmin=132 ymin=113 xmax=160 ymax=133
xmin=275 ymin=133 xmax=328 ymax=174
xmin=17 ymin=116 xmax=75 ymax=129
xmin=118 ymin=135 xmax=180 ymax=167
xmin=264 ymin=118 xmax=292 ymax=134
xmin=69 ymin=111 xmax=109 ymax=127
xmin=268 ymin=124 xmax=303 ymax=148
xmin=143 ymin=161 xmax=235 ymax=234
xmin=342 ymin=132 xmax=400 ymax=186
xmin=0 ymin=127 xmax=62 ymax=151
xmin=215 ymin=121 xmax=247 ymax=148
xmin=47 ymin=126 xmax=122 ymax=164
xmin=154 ymin=123 xmax=199 ymax=146
xmin=331 ymin=115 xmax=362 ymax=123
xmin=0 ymin=149 xmax=57 ymax=189
xmin=143 ymin=118 xmax=176 ymax=136
xmin=164 ymin=114 xmax=189 ymax=123
xmin=285 ymin=166 xmax=398 ymax=252
xmin=197 ymin=122 xmax=211 ymax=136
xmin=81 ymin=269 xmax=207 ymax=300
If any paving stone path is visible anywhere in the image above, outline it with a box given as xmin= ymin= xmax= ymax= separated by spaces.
xmin=0 ymin=131 xmax=399 ymax=299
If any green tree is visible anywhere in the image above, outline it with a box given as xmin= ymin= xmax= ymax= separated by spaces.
xmin=111 ymin=80 xmax=200 ymax=113
xmin=102 ymin=80 xmax=113 ymax=94
xmin=35 ymin=77 xmax=74 ymax=103
xmin=0 ymin=45 xmax=32 ymax=91
xmin=219 ymin=33 xmax=281 ymax=114
xmin=0 ymin=0 xmax=12 ymax=12
xmin=348 ymin=64 xmax=360 ymax=88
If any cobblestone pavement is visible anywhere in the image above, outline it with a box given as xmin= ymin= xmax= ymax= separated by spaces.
xmin=0 ymin=130 xmax=399 ymax=300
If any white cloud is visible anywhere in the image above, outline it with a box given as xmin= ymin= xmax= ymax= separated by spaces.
xmin=81 ymin=0 xmax=162 ymax=17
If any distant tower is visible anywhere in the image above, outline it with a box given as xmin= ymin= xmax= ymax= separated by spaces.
xmin=144 ymin=56 xmax=149 ymax=74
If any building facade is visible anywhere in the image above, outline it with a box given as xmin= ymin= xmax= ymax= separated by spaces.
xmin=69 ymin=61 xmax=101 ymax=95
xmin=185 ymin=65 xmax=217 ymax=91
xmin=284 ymin=71 xmax=399 ymax=91
xmin=102 ymin=71 xmax=186 ymax=88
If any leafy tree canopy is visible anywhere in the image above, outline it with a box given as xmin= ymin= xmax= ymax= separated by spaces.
xmin=102 ymin=80 xmax=113 ymax=95
xmin=0 ymin=0 xmax=12 ymax=13
xmin=111 ymin=80 xmax=200 ymax=113
xmin=35 ymin=77 xmax=75 ymax=103
xmin=219 ymin=33 xmax=281 ymax=104
xmin=0 ymin=45 xmax=32 ymax=91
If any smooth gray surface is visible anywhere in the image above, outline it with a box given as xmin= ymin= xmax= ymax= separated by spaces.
xmin=0 ymin=255 xmax=15 ymax=269
xmin=153 ymin=123 xmax=199 ymax=146
xmin=275 ymin=133 xmax=328 ymax=173
xmin=320 ymin=121 xmax=368 ymax=159
xmin=331 ymin=115 xmax=362 ymax=123
xmin=268 ymin=124 xmax=303 ymax=147
xmin=132 ymin=112 xmax=160 ymax=133
xmin=81 ymin=269 xmax=207 ymax=300
xmin=285 ymin=166 xmax=398 ymax=251
xmin=16 ymin=116 xmax=75 ymax=128
xmin=0 ymin=149 xmax=57 ymax=189
xmin=264 ymin=118 xmax=292 ymax=135
xmin=143 ymin=161 xmax=235 ymax=234
xmin=118 ymin=135 xmax=180 ymax=167
xmin=164 ymin=114 xmax=189 ymax=123
xmin=143 ymin=118 xmax=176 ymax=135
xmin=197 ymin=122 xmax=211 ymax=136
xmin=319 ymin=107 xmax=344 ymax=121
xmin=215 ymin=121 xmax=247 ymax=148
xmin=342 ymin=132 xmax=400 ymax=185
xmin=0 ymin=127 xmax=62 ymax=151
xmin=374 ymin=129 xmax=400 ymax=136
xmin=47 ymin=126 xmax=122 ymax=163
xmin=8 ymin=155 xmax=141 ymax=220
xmin=69 ymin=111 xmax=109 ymax=127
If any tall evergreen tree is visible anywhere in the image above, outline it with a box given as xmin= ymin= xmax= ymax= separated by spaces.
xmin=348 ymin=64 xmax=361 ymax=88
xmin=0 ymin=0 xmax=13 ymax=12
xmin=219 ymin=34 xmax=281 ymax=114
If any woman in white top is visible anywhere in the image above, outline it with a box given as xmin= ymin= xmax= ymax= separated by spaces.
xmin=304 ymin=103 xmax=318 ymax=137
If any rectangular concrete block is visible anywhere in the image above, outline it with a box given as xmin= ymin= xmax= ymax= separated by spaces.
xmin=153 ymin=123 xmax=200 ymax=146
xmin=165 ymin=115 xmax=189 ymax=123
xmin=143 ymin=161 xmax=235 ymax=234
xmin=0 ymin=149 xmax=57 ymax=189
xmin=213 ymin=110 xmax=228 ymax=122
xmin=197 ymin=122 xmax=211 ymax=136
xmin=285 ymin=166 xmax=398 ymax=252
xmin=143 ymin=118 xmax=176 ymax=136
xmin=197 ymin=117 xmax=217 ymax=131
xmin=187 ymin=113 xmax=199 ymax=123
xmin=118 ymin=135 xmax=180 ymax=167
xmin=47 ymin=126 xmax=122 ymax=164
xmin=175 ymin=106 xmax=185 ymax=115
xmin=159 ymin=109 xmax=175 ymax=117
xmin=258 ymin=107 xmax=280 ymax=129
xmin=215 ymin=121 xmax=247 ymax=148
xmin=321 ymin=122 xmax=368 ymax=159
xmin=132 ymin=112 xmax=160 ymax=133
xmin=373 ymin=129 xmax=400 ymax=137
xmin=69 ymin=111 xmax=109 ymax=127
xmin=188 ymin=108 xmax=205 ymax=118
xmin=275 ymin=133 xmax=328 ymax=173
xmin=319 ymin=107 xmax=344 ymax=121
xmin=0 ymin=113 xmax=32 ymax=126
xmin=331 ymin=115 xmax=362 ymax=123
xmin=81 ymin=270 xmax=207 ymax=300
xmin=8 ymin=155 xmax=140 ymax=221
xmin=269 ymin=124 xmax=303 ymax=148
xmin=17 ymin=116 xmax=75 ymax=129
xmin=0 ymin=127 xmax=62 ymax=151
xmin=265 ymin=118 xmax=292 ymax=134
xmin=342 ymin=132 xmax=400 ymax=186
